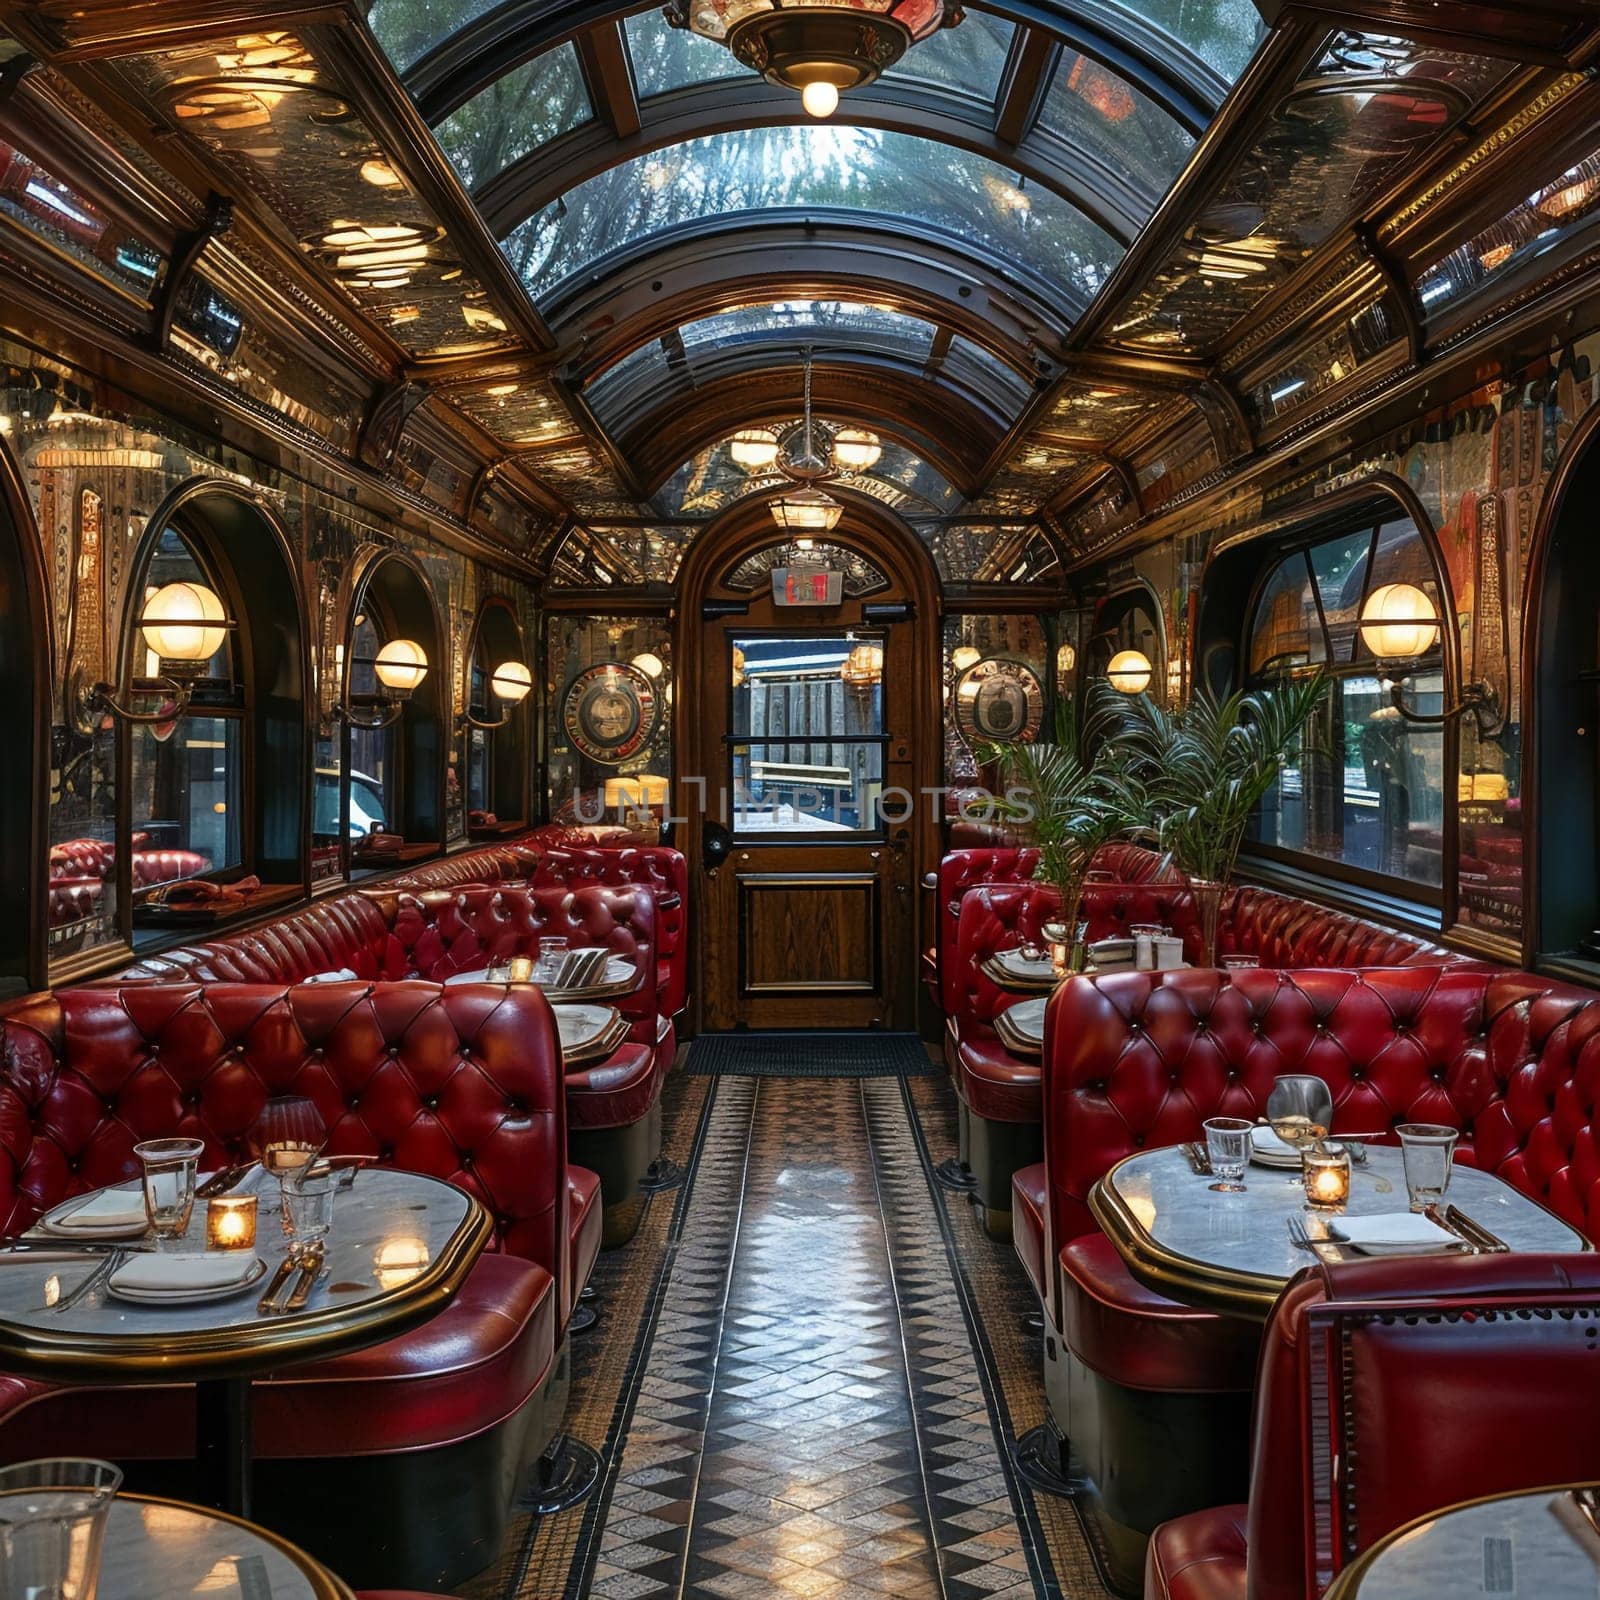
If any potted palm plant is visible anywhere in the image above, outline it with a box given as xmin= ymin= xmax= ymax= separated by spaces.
xmin=980 ymin=705 xmax=1148 ymax=972
xmin=1090 ymin=672 xmax=1330 ymax=966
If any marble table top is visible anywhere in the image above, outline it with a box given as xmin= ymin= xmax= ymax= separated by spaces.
xmin=99 ymin=1495 xmax=353 ymax=1598
xmin=0 ymin=1167 xmax=490 ymax=1381
xmin=1092 ymin=1143 xmax=1590 ymax=1320
xmin=1325 ymin=1484 xmax=1600 ymax=1600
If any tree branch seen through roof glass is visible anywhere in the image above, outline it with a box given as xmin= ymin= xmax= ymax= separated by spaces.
xmin=502 ymin=125 xmax=1122 ymax=305
xmin=433 ymin=43 xmax=591 ymax=188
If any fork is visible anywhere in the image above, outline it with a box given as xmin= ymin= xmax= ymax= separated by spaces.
xmin=53 ymin=1249 xmax=125 ymax=1313
xmin=1287 ymin=1215 xmax=1349 ymax=1262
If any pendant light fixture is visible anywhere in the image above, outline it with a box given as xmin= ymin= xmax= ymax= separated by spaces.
xmin=769 ymin=349 xmax=842 ymax=532
xmin=665 ymin=0 xmax=960 ymax=119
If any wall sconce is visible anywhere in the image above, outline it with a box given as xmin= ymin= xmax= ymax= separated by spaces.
xmin=463 ymin=660 xmax=532 ymax=730
xmin=337 ymin=636 xmax=430 ymax=729
xmin=85 ymin=580 xmax=233 ymax=724
xmin=1105 ymin=649 xmax=1153 ymax=695
xmin=630 ymin=651 xmax=665 ymax=679
xmin=1358 ymin=584 xmax=1499 ymax=734
xmin=951 ymin=644 xmax=982 ymax=673
xmin=1056 ymin=642 xmax=1077 ymax=676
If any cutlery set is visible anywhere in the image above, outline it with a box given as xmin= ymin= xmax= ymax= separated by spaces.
xmin=1286 ymin=1205 xmax=1511 ymax=1261
xmin=256 ymin=1243 xmax=326 ymax=1316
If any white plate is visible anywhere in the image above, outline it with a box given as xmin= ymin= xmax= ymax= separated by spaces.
xmin=1249 ymin=1126 xmax=1308 ymax=1168
xmin=39 ymin=1189 xmax=150 ymax=1241
xmin=107 ymin=1256 xmax=268 ymax=1305
xmin=552 ymin=1003 xmax=614 ymax=1050
xmin=997 ymin=950 xmax=1055 ymax=981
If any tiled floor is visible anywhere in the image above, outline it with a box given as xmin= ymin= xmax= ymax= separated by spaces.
xmin=585 ymin=1073 xmax=1054 ymax=1600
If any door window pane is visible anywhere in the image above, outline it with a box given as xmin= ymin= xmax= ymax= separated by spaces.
xmin=731 ymin=635 xmax=886 ymax=838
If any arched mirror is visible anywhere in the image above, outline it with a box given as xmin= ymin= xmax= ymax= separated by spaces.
xmin=463 ymin=595 xmax=532 ymax=836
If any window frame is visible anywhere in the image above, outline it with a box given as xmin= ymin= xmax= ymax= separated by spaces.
xmin=1239 ymin=515 xmax=1450 ymax=911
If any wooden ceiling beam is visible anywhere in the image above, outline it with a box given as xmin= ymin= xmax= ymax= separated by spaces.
xmin=575 ymin=21 xmax=641 ymax=138
xmin=1259 ymin=1 xmax=1596 ymax=65
xmin=993 ymin=27 xmax=1058 ymax=147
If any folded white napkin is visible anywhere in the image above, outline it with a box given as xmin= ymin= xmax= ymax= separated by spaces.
xmin=53 ymin=1191 xmax=147 ymax=1231
xmin=1326 ymin=1213 xmax=1460 ymax=1254
xmin=111 ymin=1252 xmax=258 ymax=1293
xmin=304 ymin=967 xmax=358 ymax=983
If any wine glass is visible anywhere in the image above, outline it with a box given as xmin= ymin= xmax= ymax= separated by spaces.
xmin=250 ymin=1095 xmax=325 ymax=1180
xmin=1265 ymin=1075 xmax=1333 ymax=1186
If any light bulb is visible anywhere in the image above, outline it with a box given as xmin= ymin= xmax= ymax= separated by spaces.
xmin=801 ymin=80 xmax=839 ymax=118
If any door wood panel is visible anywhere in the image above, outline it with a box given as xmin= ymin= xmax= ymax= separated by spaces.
xmin=738 ymin=872 xmax=879 ymax=995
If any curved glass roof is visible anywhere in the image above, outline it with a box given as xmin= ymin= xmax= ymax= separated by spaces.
xmin=881 ymin=10 xmax=1015 ymax=98
xmin=434 ymin=42 xmax=590 ymax=188
xmin=657 ymin=424 xmax=962 ymax=518
xmin=1037 ymin=46 xmax=1194 ymax=197
xmin=624 ymin=9 xmax=741 ymax=96
xmin=1099 ymin=0 xmax=1265 ymax=82
xmin=501 ymin=125 xmax=1122 ymax=304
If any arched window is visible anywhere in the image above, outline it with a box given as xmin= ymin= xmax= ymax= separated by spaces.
xmin=329 ymin=551 xmax=446 ymax=877
xmin=464 ymin=597 xmax=531 ymax=835
xmin=1245 ymin=515 xmax=1446 ymax=898
xmin=1090 ymin=588 xmax=1164 ymax=694
xmin=126 ymin=525 xmax=243 ymax=887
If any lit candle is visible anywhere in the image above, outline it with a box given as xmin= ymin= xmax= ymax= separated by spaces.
xmin=206 ymin=1194 xmax=258 ymax=1250
xmin=1303 ymin=1148 xmax=1351 ymax=1210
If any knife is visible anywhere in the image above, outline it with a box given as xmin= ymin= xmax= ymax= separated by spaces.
xmin=1 ymin=1240 xmax=154 ymax=1255
xmin=1444 ymin=1204 xmax=1510 ymax=1253
xmin=197 ymin=1163 xmax=256 ymax=1199
xmin=256 ymin=1252 xmax=301 ymax=1315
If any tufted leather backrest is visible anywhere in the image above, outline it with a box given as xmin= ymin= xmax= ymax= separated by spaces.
xmin=390 ymin=843 xmax=541 ymax=891
xmin=1041 ymin=965 xmax=1600 ymax=1251
xmin=49 ymin=839 xmax=116 ymax=881
xmin=533 ymin=847 xmax=688 ymax=1015
xmin=115 ymin=894 xmax=408 ymax=984
xmin=0 ymin=982 xmax=569 ymax=1311
xmin=526 ymin=823 xmax=640 ymax=848
xmin=1245 ymin=1256 xmax=1600 ymax=1600
xmin=950 ymin=884 xmax=1064 ymax=1033
xmin=130 ymin=850 xmax=212 ymax=888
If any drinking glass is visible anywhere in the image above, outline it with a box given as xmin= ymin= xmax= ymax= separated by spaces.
xmin=534 ymin=935 xmax=569 ymax=982
xmin=133 ymin=1138 xmax=204 ymax=1244
xmin=281 ymin=1167 xmax=337 ymax=1244
xmin=1203 ymin=1117 xmax=1252 ymax=1193
xmin=0 ymin=1457 xmax=122 ymax=1600
xmin=1266 ymin=1075 xmax=1334 ymax=1185
xmin=1397 ymin=1123 xmax=1459 ymax=1212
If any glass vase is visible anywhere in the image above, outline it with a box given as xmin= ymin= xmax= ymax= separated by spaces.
xmin=1190 ymin=877 xmax=1223 ymax=968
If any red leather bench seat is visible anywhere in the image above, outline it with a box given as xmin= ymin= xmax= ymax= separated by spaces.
xmin=1011 ymin=1163 xmax=1047 ymax=1305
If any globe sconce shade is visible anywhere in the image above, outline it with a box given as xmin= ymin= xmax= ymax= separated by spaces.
xmin=372 ymin=638 xmax=430 ymax=694
xmin=630 ymin=651 xmax=665 ymax=679
xmin=950 ymin=645 xmax=982 ymax=673
xmin=84 ymin=579 xmax=235 ymax=725
xmin=490 ymin=660 xmax=533 ymax=703
xmin=1359 ymin=583 xmax=1441 ymax=659
xmin=139 ymin=581 xmax=229 ymax=670
xmin=1106 ymin=649 xmax=1153 ymax=695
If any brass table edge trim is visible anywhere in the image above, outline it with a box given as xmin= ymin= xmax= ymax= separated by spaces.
xmin=1322 ymin=1480 xmax=1600 ymax=1600
xmin=561 ymin=1009 xmax=630 ymax=1067
xmin=0 ymin=1182 xmax=495 ymax=1380
xmin=116 ymin=1492 xmax=357 ymax=1599
xmin=1089 ymin=1156 xmax=1284 ymax=1322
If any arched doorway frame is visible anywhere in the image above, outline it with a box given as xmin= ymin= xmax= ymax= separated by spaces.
xmin=0 ymin=431 xmax=54 ymax=992
xmin=676 ymin=489 xmax=945 ymax=1030
xmin=465 ymin=592 xmax=533 ymax=828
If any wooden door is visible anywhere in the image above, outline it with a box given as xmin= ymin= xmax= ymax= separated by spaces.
xmin=694 ymin=595 xmax=917 ymax=1030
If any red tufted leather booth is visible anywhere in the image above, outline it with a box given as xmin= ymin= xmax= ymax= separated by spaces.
xmin=129 ymin=848 xmax=212 ymax=888
xmin=1145 ymin=1255 xmax=1600 ymax=1600
xmin=1026 ymin=963 xmax=1600 ymax=1576
xmin=115 ymin=882 xmax=670 ymax=1243
xmin=532 ymin=846 xmax=689 ymax=1018
xmin=0 ymin=979 xmax=588 ymax=1587
xmin=389 ymin=842 xmax=540 ymax=891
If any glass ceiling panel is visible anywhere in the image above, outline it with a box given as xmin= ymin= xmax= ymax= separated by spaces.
xmin=676 ymin=299 xmax=937 ymax=355
xmin=363 ymin=0 xmax=500 ymax=74
xmin=433 ymin=44 xmax=591 ymax=189
xmin=656 ymin=424 xmax=961 ymax=518
xmin=1101 ymin=0 xmax=1268 ymax=83
xmin=502 ymin=125 xmax=1122 ymax=305
xmin=882 ymin=10 xmax=1015 ymax=100
xmin=1108 ymin=32 xmax=1517 ymax=355
xmin=626 ymin=9 xmax=742 ymax=97
xmin=1038 ymin=46 xmax=1194 ymax=198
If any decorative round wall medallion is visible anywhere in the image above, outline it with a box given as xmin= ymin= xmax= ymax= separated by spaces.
xmin=562 ymin=662 xmax=660 ymax=765
xmin=954 ymin=656 xmax=1045 ymax=746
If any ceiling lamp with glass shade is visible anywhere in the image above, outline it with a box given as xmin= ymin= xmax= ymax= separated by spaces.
xmin=767 ymin=349 xmax=847 ymax=532
xmin=730 ymin=427 xmax=781 ymax=470
xmin=840 ymin=641 xmax=884 ymax=690
xmin=832 ymin=427 xmax=882 ymax=470
xmin=666 ymin=0 xmax=960 ymax=118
